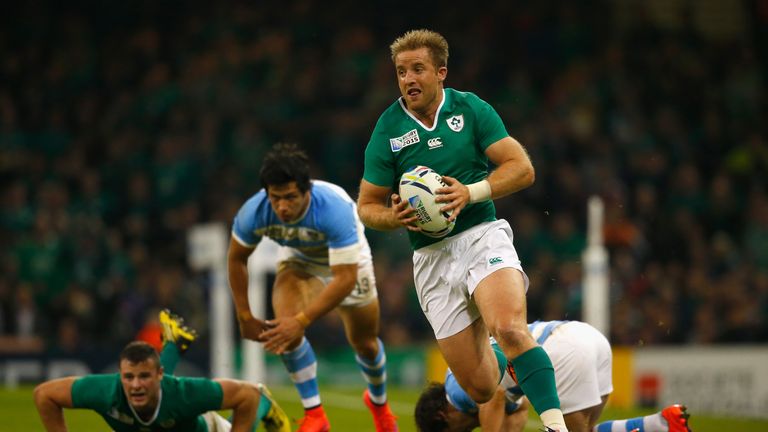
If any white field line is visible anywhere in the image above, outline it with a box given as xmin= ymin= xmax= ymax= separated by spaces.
xmin=268 ymin=386 xmax=543 ymax=430
xmin=270 ymin=386 xmax=413 ymax=415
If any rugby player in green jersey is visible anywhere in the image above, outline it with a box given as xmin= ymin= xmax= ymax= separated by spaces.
xmin=357 ymin=29 xmax=567 ymax=431
xmin=34 ymin=310 xmax=289 ymax=432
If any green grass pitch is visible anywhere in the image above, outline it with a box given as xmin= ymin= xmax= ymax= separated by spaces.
xmin=5 ymin=384 xmax=767 ymax=431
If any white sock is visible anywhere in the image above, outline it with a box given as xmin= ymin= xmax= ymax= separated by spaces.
xmin=644 ymin=412 xmax=667 ymax=431
xmin=540 ymin=408 xmax=568 ymax=431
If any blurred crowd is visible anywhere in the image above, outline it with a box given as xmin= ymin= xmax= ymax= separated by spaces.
xmin=1 ymin=0 xmax=766 ymax=358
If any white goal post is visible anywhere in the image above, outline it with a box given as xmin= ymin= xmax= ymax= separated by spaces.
xmin=582 ymin=196 xmax=610 ymax=338
xmin=188 ymin=223 xmax=276 ymax=382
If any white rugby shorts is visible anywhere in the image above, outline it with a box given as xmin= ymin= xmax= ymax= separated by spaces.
xmin=537 ymin=321 xmax=614 ymax=414
xmin=202 ymin=411 xmax=232 ymax=431
xmin=277 ymin=256 xmax=378 ymax=307
xmin=413 ymin=219 xmax=529 ymax=339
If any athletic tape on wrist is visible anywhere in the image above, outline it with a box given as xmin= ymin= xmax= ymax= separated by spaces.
xmin=294 ymin=311 xmax=311 ymax=328
xmin=467 ymin=179 xmax=492 ymax=203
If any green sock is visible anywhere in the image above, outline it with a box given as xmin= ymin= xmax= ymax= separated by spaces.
xmin=511 ymin=346 xmax=561 ymax=414
xmin=256 ymin=393 xmax=272 ymax=422
xmin=229 ymin=396 xmax=268 ymax=432
xmin=159 ymin=343 xmax=180 ymax=375
xmin=491 ymin=343 xmax=507 ymax=383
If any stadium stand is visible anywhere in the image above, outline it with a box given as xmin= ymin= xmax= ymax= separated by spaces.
xmin=0 ymin=1 xmax=766 ymax=360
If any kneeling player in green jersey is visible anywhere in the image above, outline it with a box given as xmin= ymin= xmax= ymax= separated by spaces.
xmin=34 ymin=309 xmax=290 ymax=432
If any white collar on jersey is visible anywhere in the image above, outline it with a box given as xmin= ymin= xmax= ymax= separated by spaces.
xmin=397 ymin=88 xmax=446 ymax=132
xmin=128 ymin=388 xmax=163 ymax=426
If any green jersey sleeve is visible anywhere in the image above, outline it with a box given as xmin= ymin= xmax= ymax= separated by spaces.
xmin=363 ymin=104 xmax=399 ymax=189
xmin=71 ymin=374 xmax=122 ymax=411
xmin=168 ymin=376 xmax=224 ymax=413
xmin=471 ymin=93 xmax=509 ymax=151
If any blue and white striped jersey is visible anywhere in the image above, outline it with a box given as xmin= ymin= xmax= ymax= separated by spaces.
xmin=231 ymin=180 xmax=372 ymax=267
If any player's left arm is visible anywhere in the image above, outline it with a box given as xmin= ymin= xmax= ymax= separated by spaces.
xmin=215 ymin=379 xmax=259 ymax=432
xmin=483 ymin=136 xmax=535 ymax=198
xmin=305 ymin=261 xmax=358 ymax=319
xmin=33 ymin=377 xmax=77 ymax=432
xmin=309 ymin=202 xmax=364 ymax=323
xmin=500 ymin=397 xmax=530 ymax=432
xmin=477 ymin=385 xmax=506 ymax=432
xmin=478 ymin=387 xmax=529 ymax=432
xmin=262 ymin=262 xmax=357 ymax=354
xmin=438 ymin=137 xmax=534 ymax=219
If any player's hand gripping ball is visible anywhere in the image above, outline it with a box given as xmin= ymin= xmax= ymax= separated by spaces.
xmin=399 ymin=166 xmax=456 ymax=238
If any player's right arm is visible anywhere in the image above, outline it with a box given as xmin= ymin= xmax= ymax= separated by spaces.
xmin=227 ymin=238 xmax=270 ymax=341
xmin=359 ymin=122 xmax=418 ymax=231
xmin=33 ymin=377 xmax=76 ymax=432
xmin=357 ymin=179 xmax=418 ymax=231
xmin=214 ymin=378 xmax=260 ymax=432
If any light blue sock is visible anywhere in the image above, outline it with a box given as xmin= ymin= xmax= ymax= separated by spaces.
xmin=280 ymin=337 xmax=321 ymax=409
xmin=356 ymin=338 xmax=388 ymax=404
xmin=595 ymin=411 xmax=668 ymax=432
xmin=256 ymin=394 xmax=271 ymax=422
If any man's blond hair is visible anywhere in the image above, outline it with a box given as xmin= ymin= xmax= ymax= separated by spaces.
xmin=390 ymin=29 xmax=449 ymax=68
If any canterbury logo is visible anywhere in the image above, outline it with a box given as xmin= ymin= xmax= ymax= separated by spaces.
xmin=489 ymin=257 xmax=503 ymax=265
xmin=427 ymin=137 xmax=443 ymax=149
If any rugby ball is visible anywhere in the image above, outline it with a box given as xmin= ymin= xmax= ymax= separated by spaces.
xmin=398 ymin=166 xmax=455 ymax=238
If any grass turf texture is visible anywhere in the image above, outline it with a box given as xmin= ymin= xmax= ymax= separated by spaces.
xmin=5 ymin=385 xmax=768 ymax=431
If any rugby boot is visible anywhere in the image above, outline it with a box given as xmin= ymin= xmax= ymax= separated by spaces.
xmin=363 ymin=390 xmax=398 ymax=432
xmin=257 ymin=383 xmax=291 ymax=432
xmin=159 ymin=309 xmax=198 ymax=353
xmin=296 ymin=406 xmax=330 ymax=432
xmin=661 ymin=404 xmax=692 ymax=432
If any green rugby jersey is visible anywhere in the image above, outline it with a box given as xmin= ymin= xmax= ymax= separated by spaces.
xmin=71 ymin=374 xmax=223 ymax=431
xmin=363 ymin=88 xmax=510 ymax=249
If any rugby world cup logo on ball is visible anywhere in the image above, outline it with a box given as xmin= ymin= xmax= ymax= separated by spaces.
xmin=399 ymin=166 xmax=456 ymax=238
